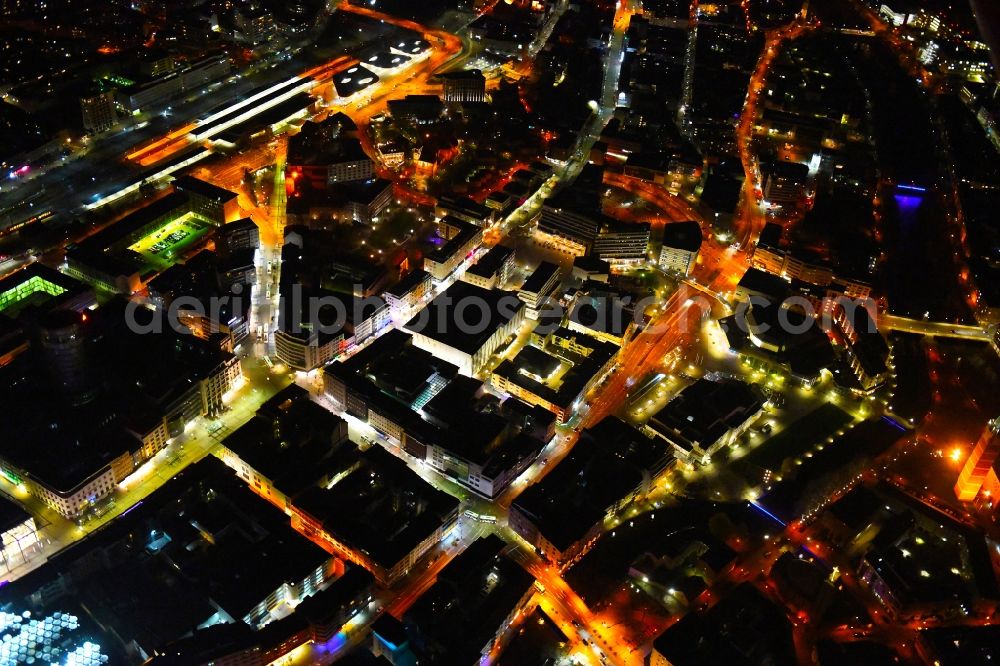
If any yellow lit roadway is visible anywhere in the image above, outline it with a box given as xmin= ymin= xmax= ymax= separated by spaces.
xmin=0 ymin=360 xmax=291 ymax=583
xmin=879 ymin=314 xmax=991 ymax=341
xmin=734 ymin=19 xmax=812 ymax=249
xmin=3 ymin=3 xmax=723 ymax=664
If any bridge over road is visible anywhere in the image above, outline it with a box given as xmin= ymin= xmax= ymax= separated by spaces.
xmin=879 ymin=314 xmax=993 ymax=342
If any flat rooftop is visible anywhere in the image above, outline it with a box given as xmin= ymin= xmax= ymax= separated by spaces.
xmin=0 ymin=263 xmax=92 ymax=318
xmin=79 ymin=191 xmax=190 ymax=253
xmin=172 ymin=175 xmax=239 ymax=204
xmin=493 ymin=330 xmax=618 ymax=415
xmin=661 ymin=220 xmax=703 ymax=253
xmin=0 ymin=495 xmax=31 ymax=534
xmin=404 ymin=535 xmax=534 ymax=663
xmin=466 ymin=244 xmax=514 ymax=280
xmin=294 ymin=446 xmax=459 ymax=571
xmin=404 ymin=281 xmax=523 ymax=356
xmin=520 ymin=261 xmax=560 ymax=296
xmin=288 ymin=117 xmax=369 ymax=167
xmin=647 ymin=378 xmax=764 ymax=453
xmin=512 ymin=417 xmax=668 ymax=551
xmin=0 ymin=300 xmax=235 ymax=495
xmin=220 ymin=385 xmax=351 ymax=499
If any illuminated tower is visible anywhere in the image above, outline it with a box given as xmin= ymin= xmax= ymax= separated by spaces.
xmin=954 ymin=418 xmax=1000 ymax=501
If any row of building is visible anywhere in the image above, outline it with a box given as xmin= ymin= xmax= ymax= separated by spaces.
xmin=65 ymin=176 xmax=242 ymax=294
xmin=216 ymin=383 xmax=460 ymax=586
xmin=534 ymin=201 xmax=652 ymax=265
xmin=0 ymin=296 xmax=241 ymax=520
xmin=80 ymin=55 xmax=232 ymax=132
xmin=727 ymin=265 xmax=889 ymax=392
xmin=322 ymin=329 xmax=553 ymax=499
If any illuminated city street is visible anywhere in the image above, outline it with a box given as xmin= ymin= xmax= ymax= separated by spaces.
xmin=2 ymin=0 xmax=1000 ymax=665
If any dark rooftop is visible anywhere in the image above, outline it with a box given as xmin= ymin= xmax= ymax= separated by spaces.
xmin=737 ymin=267 xmax=791 ymax=300
xmin=220 ymin=384 xmax=351 ymax=499
xmin=647 ymin=378 xmax=764 ymax=453
xmin=403 ymin=535 xmax=533 ymax=664
xmin=466 ymin=244 xmax=514 ymax=281
xmin=511 ymin=417 xmax=668 ymax=551
xmin=334 ymin=65 xmax=380 ymax=97
xmin=80 ymin=191 xmax=190 ymax=253
xmin=172 ymin=175 xmax=239 ymax=204
xmin=404 ymin=281 xmax=523 ymax=356
xmin=520 ymin=261 xmax=560 ymax=295
xmin=294 ymin=446 xmax=459 ymax=571
xmin=661 ymin=221 xmax=704 ymax=253
xmin=0 ymin=495 xmax=30 ymax=534
xmin=652 ymin=583 xmax=796 ymax=665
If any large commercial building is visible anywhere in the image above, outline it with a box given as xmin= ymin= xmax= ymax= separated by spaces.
xmin=121 ymin=55 xmax=231 ymax=112
xmin=435 ymin=195 xmax=496 ymax=227
xmin=288 ymin=178 xmax=394 ymax=227
xmin=324 ymin=332 xmax=551 ymax=498
xmin=659 ymin=221 xmax=703 ymax=275
xmin=536 ymin=204 xmax=650 ymax=264
xmin=384 ymin=268 xmax=433 ymax=320
xmin=217 ymin=385 xmax=350 ymax=511
xmin=463 ymin=243 xmax=515 ymax=290
xmin=287 ymin=115 xmax=373 ymax=186
xmin=566 ymin=286 xmax=640 ymax=346
xmin=832 ymin=302 xmax=889 ymax=392
xmin=405 ymin=281 xmax=525 ymax=376
xmin=761 ymin=160 xmax=811 ymax=209
xmin=592 ymin=221 xmax=651 ymax=265
xmin=536 ymin=204 xmax=601 ymax=256
xmin=491 ymin=327 xmax=618 ymax=423
xmin=294 ymin=444 xmax=460 ymax=586
xmin=172 ymin=175 xmax=241 ymax=224
xmin=274 ymin=285 xmax=389 ymax=371
xmin=65 ymin=178 xmax=239 ymax=294
xmin=424 ymin=216 xmax=483 ymax=282
xmin=3 ymin=457 xmax=365 ymax=663
xmin=396 ymin=536 xmax=536 ymax=664
xmin=0 ymin=263 xmax=95 ymax=321
xmin=645 ymin=377 xmax=765 ymax=465
xmin=146 ymin=250 xmax=252 ymax=352
xmin=0 ymin=497 xmax=39 ymax=576
xmin=80 ymin=91 xmax=117 ymax=134
xmin=509 ymin=417 xmax=672 ymax=565
xmin=437 ymin=69 xmax=487 ymax=103
xmin=0 ymin=301 xmax=241 ymax=519
xmin=751 ymin=223 xmax=871 ymax=299
xmin=387 ymin=94 xmax=445 ymax=124
xmin=517 ymin=261 xmax=561 ymax=319
xmin=216 ymin=217 xmax=260 ymax=257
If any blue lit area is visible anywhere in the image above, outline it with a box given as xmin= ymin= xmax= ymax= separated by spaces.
xmin=0 ymin=610 xmax=108 ymax=665
xmin=748 ymin=500 xmax=786 ymax=528
xmin=893 ymin=193 xmax=924 ymax=212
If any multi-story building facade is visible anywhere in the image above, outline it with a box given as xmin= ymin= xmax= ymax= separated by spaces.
xmin=438 ymin=69 xmax=487 ymax=103
xmin=517 ymin=261 xmax=561 ymax=319
xmin=80 ymin=91 xmax=117 ymax=134
xmin=424 ymin=217 xmax=483 ymax=282
xmin=658 ymin=221 xmax=703 ymax=275
xmin=405 ymin=282 xmax=525 ymax=376
xmin=384 ymin=269 xmax=433 ymax=320
xmin=463 ymin=244 xmax=516 ymax=290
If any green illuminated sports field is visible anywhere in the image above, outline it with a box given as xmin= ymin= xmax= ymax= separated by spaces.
xmin=128 ymin=214 xmax=214 ymax=270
